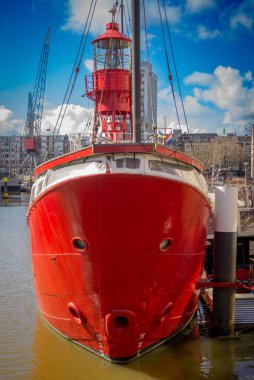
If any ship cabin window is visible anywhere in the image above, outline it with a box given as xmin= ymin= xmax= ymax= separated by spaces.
xmin=32 ymin=159 xmax=106 ymax=196
xmin=44 ymin=169 xmax=54 ymax=188
xmin=30 ymin=186 xmax=36 ymax=203
xmin=149 ymin=159 xmax=208 ymax=195
xmin=115 ymin=157 xmax=140 ymax=169
xmin=126 ymin=158 xmax=140 ymax=169
xmin=116 ymin=158 xmax=124 ymax=168
xmin=30 ymin=174 xmax=46 ymax=203
xmin=149 ymin=160 xmax=190 ymax=175
xmin=36 ymin=179 xmax=43 ymax=195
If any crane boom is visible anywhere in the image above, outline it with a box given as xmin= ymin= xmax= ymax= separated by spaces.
xmin=32 ymin=28 xmax=50 ymax=138
xmin=24 ymin=28 xmax=50 ymax=152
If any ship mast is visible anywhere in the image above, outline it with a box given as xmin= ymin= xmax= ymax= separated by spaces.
xmin=132 ymin=0 xmax=141 ymax=143
xmin=120 ymin=0 xmax=124 ymax=34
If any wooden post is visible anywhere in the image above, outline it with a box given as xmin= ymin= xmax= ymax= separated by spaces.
xmin=212 ymin=185 xmax=238 ymax=336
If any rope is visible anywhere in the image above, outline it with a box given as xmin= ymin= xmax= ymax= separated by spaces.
xmin=45 ymin=0 xmax=97 ymax=159
xmin=142 ymin=0 xmax=157 ymax=141
xmin=157 ymin=0 xmax=181 ymax=132
xmin=162 ymin=0 xmax=190 ymax=134
xmin=55 ymin=0 xmax=97 ymax=139
xmin=123 ymin=6 xmax=130 ymax=36
xmin=84 ymin=102 xmax=94 ymax=134
xmin=125 ymin=0 xmax=132 ymax=31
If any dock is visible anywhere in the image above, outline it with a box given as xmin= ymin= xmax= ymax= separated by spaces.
xmin=201 ymin=289 xmax=254 ymax=327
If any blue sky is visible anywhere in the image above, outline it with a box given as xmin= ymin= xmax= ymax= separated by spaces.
xmin=0 ymin=0 xmax=254 ymax=136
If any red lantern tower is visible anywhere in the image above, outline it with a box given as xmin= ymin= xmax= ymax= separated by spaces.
xmin=85 ymin=22 xmax=132 ymax=142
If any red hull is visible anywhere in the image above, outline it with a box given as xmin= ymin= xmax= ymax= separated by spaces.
xmin=28 ymin=160 xmax=210 ymax=361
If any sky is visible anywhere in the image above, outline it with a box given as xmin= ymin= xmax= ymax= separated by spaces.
xmin=0 ymin=0 xmax=254 ymax=137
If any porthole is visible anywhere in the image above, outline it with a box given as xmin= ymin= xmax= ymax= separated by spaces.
xmin=72 ymin=237 xmax=87 ymax=251
xmin=114 ymin=316 xmax=129 ymax=330
xmin=69 ymin=305 xmax=80 ymax=319
xmin=159 ymin=238 xmax=172 ymax=251
xmin=68 ymin=302 xmax=82 ymax=324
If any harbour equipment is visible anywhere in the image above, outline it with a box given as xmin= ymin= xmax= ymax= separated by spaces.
xmin=199 ymin=189 xmax=254 ymax=329
xmin=21 ymin=29 xmax=50 ymax=175
xmin=27 ymin=1 xmax=211 ymax=362
xmin=212 ymin=186 xmax=238 ymax=336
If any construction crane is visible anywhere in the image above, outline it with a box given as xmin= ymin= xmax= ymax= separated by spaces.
xmin=21 ymin=28 xmax=50 ymax=175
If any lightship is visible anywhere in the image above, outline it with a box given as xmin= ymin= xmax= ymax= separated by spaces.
xmin=28 ymin=1 xmax=211 ymax=362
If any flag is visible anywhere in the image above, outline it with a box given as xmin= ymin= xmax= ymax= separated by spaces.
xmin=157 ymin=131 xmax=166 ymax=139
xmin=157 ymin=130 xmax=173 ymax=145
xmin=165 ymin=130 xmax=173 ymax=145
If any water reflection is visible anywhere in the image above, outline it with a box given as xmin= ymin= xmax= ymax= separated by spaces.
xmin=30 ymin=315 xmax=201 ymax=380
xmin=1 ymin=203 xmax=254 ymax=380
xmin=0 ymin=193 xmax=30 ymax=207
xmin=28 ymin=313 xmax=254 ymax=380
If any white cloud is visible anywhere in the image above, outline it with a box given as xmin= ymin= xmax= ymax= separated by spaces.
xmin=42 ymin=104 xmax=92 ymax=135
xmin=62 ymin=0 xmax=182 ymax=35
xmin=0 ymin=103 xmax=93 ymax=137
xmin=143 ymin=2 xmax=182 ymax=27
xmin=245 ymin=71 xmax=253 ymax=81
xmin=158 ymin=87 xmax=171 ymax=101
xmin=0 ymin=105 xmax=24 ymax=135
xmin=157 ymin=86 xmax=213 ymax=133
xmin=158 ymin=65 xmax=254 ymax=134
xmin=230 ymin=0 xmax=254 ymax=30
xmin=185 ymin=65 xmax=254 ymax=128
xmin=140 ymin=30 xmax=156 ymax=52
xmin=184 ymin=71 xmax=214 ymax=86
xmin=201 ymin=66 xmax=246 ymax=109
xmin=184 ymin=95 xmax=212 ymax=116
xmin=197 ymin=25 xmax=221 ymax=40
xmin=62 ymin=0 xmax=118 ymax=35
xmin=186 ymin=0 xmax=216 ymax=13
xmin=84 ymin=59 xmax=94 ymax=72
xmin=230 ymin=13 xmax=253 ymax=30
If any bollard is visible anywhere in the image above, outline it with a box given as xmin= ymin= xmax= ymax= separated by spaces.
xmin=212 ymin=185 xmax=238 ymax=336
xmin=3 ymin=177 xmax=9 ymax=198
xmin=244 ymin=186 xmax=249 ymax=207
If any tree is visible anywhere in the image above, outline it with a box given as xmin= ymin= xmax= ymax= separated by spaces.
xmin=244 ymin=120 xmax=254 ymax=136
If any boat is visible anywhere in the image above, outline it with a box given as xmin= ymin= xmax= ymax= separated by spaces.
xmin=27 ymin=1 xmax=211 ymax=362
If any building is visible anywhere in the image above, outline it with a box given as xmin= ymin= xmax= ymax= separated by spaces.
xmin=140 ymin=61 xmax=157 ymax=131
xmin=68 ymin=133 xmax=92 ymax=151
xmin=1 ymin=130 xmax=252 ymax=179
xmin=0 ymin=135 xmax=69 ymax=178
xmin=0 ymin=136 xmax=23 ymax=177
xmin=38 ymin=135 xmax=69 ymax=160
xmin=173 ymin=132 xmax=252 ymax=177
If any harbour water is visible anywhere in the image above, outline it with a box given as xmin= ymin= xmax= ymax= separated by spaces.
xmin=1 ymin=195 xmax=254 ymax=380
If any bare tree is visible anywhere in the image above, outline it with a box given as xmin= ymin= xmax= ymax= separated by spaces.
xmin=244 ymin=120 xmax=254 ymax=135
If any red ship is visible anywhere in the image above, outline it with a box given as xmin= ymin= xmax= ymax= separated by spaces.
xmin=28 ymin=1 xmax=211 ymax=362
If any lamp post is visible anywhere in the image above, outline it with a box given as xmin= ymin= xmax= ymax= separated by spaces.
xmin=211 ymin=165 xmax=214 ymax=188
xmin=244 ymin=162 xmax=248 ymax=187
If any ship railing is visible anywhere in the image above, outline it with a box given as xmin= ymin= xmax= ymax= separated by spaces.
xmin=208 ymin=207 xmax=254 ymax=237
xmin=238 ymin=207 xmax=254 ymax=234
xmin=67 ymin=132 xmax=153 ymax=151
xmin=96 ymin=132 xmax=154 ymax=144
